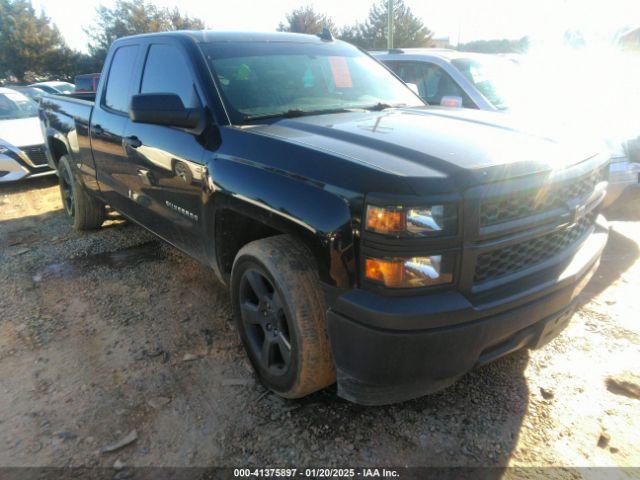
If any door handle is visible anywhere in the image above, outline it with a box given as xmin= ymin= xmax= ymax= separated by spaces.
xmin=123 ymin=135 xmax=142 ymax=149
xmin=92 ymin=124 xmax=104 ymax=135
xmin=137 ymin=168 xmax=155 ymax=186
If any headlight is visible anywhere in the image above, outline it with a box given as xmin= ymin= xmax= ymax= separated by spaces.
xmin=366 ymin=204 xmax=456 ymax=236
xmin=365 ymin=255 xmax=454 ymax=288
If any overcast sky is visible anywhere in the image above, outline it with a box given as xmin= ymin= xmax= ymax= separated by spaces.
xmin=31 ymin=0 xmax=637 ymax=52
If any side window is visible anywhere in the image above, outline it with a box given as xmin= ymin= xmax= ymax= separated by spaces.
xmin=104 ymin=45 xmax=139 ymax=113
xmin=140 ymin=44 xmax=199 ymax=108
xmin=386 ymin=61 xmax=422 ymax=89
xmin=390 ymin=61 xmax=475 ymax=108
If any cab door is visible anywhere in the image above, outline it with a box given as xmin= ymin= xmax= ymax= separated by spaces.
xmin=91 ymin=43 xmax=142 ymax=214
xmin=121 ymin=41 xmax=208 ymax=258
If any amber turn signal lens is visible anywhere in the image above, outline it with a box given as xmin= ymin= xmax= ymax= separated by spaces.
xmin=365 ymin=258 xmax=406 ymax=288
xmin=365 ymin=255 xmax=452 ymax=288
xmin=366 ymin=206 xmax=405 ymax=234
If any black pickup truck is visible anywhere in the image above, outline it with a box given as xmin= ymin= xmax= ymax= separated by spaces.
xmin=39 ymin=31 xmax=609 ymax=405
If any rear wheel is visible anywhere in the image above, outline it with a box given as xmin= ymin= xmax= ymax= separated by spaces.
xmin=231 ymin=235 xmax=336 ymax=398
xmin=58 ymin=155 xmax=105 ymax=230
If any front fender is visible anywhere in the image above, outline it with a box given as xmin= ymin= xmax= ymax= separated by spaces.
xmin=203 ymin=154 xmax=358 ymax=288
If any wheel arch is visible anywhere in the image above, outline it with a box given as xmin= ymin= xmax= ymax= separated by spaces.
xmin=46 ymin=131 xmax=71 ymax=169
xmin=203 ymin=159 xmax=357 ymax=290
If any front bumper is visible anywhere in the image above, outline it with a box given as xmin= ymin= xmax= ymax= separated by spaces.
xmin=326 ymin=217 xmax=608 ymax=405
xmin=0 ymin=150 xmax=54 ymax=183
xmin=605 ymin=158 xmax=640 ymax=206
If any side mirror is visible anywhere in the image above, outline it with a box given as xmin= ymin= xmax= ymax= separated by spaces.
xmin=129 ymin=93 xmax=201 ymax=129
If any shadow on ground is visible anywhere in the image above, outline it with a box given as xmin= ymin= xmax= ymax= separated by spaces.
xmin=0 ymin=175 xmax=58 ymax=196
xmin=604 ymin=188 xmax=640 ymax=221
xmin=4 ymin=183 xmax=636 ymax=470
xmin=576 ymin=192 xmax=640 ymax=306
xmin=0 ymin=204 xmax=529 ymax=471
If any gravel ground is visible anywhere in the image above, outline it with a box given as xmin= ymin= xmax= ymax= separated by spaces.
xmin=0 ymin=177 xmax=639 ymax=474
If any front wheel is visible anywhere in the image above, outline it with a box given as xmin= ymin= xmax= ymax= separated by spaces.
xmin=231 ymin=235 xmax=336 ymax=398
xmin=58 ymin=155 xmax=105 ymax=231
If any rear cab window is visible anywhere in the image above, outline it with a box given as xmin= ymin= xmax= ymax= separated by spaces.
xmin=103 ymin=45 xmax=140 ymax=113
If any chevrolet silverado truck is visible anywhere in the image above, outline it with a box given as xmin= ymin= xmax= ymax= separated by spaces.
xmin=39 ymin=31 xmax=610 ymax=405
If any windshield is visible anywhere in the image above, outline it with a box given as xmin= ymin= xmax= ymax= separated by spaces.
xmin=200 ymin=41 xmax=424 ymax=122
xmin=22 ymin=87 xmax=45 ymax=100
xmin=0 ymin=92 xmax=38 ymax=120
xmin=451 ymin=57 xmax=520 ymax=110
xmin=54 ymin=83 xmax=76 ymax=94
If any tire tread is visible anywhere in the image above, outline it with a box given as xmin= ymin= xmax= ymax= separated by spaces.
xmin=232 ymin=234 xmax=336 ymax=398
xmin=59 ymin=156 xmax=105 ymax=231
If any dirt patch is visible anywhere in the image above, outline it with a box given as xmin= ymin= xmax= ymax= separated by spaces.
xmin=1 ymin=177 xmax=639 ymax=469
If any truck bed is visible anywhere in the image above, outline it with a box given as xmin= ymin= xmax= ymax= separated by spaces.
xmin=39 ymin=92 xmax=94 ymax=128
xmin=39 ymin=92 xmax=95 ymax=174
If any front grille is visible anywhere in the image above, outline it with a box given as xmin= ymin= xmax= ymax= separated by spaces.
xmin=474 ymin=212 xmax=596 ymax=284
xmin=22 ymin=145 xmax=48 ymax=167
xmin=480 ymin=167 xmax=606 ymax=227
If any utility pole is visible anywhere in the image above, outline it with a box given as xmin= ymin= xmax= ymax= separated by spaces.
xmin=387 ymin=0 xmax=393 ymax=49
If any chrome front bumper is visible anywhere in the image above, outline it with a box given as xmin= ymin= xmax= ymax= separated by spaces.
xmin=0 ymin=152 xmax=55 ymax=183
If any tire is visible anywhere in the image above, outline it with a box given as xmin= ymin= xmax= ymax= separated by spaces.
xmin=231 ymin=235 xmax=336 ymax=398
xmin=58 ymin=155 xmax=105 ymax=231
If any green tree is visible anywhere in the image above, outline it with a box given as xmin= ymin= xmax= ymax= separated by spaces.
xmin=339 ymin=0 xmax=432 ymax=50
xmin=457 ymin=37 xmax=530 ymax=54
xmin=277 ymin=6 xmax=335 ymax=35
xmin=86 ymin=0 xmax=206 ymax=66
xmin=0 ymin=0 xmax=73 ymax=82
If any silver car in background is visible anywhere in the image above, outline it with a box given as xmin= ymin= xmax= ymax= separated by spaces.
xmin=374 ymin=48 xmax=639 ymax=205
xmin=0 ymin=87 xmax=53 ymax=182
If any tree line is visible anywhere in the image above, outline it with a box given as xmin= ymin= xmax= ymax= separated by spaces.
xmin=0 ymin=0 xmax=203 ymax=82
xmin=0 ymin=0 xmax=527 ymax=83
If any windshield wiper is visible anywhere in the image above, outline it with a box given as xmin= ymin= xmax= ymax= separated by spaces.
xmin=243 ymin=107 xmax=363 ymax=122
xmin=363 ymin=102 xmax=408 ymax=111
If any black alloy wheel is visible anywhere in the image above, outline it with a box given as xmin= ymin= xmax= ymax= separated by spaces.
xmin=231 ymin=235 xmax=336 ymax=398
xmin=59 ymin=166 xmax=74 ymax=216
xmin=238 ymin=268 xmax=293 ymax=376
xmin=57 ymin=155 xmax=105 ymax=230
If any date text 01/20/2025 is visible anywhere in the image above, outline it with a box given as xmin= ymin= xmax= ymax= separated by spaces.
xmin=233 ymin=468 xmax=400 ymax=478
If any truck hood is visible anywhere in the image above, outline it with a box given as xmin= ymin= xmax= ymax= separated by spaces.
xmin=247 ymin=107 xmax=602 ymax=189
xmin=0 ymin=117 xmax=44 ymax=148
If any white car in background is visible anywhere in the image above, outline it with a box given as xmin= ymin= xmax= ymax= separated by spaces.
xmin=0 ymin=87 xmax=53 ymax=182
xmin=28 ymin=81 xmax=75 ymax=95
xmin=374 ymin=48 xmax=640 ymax=205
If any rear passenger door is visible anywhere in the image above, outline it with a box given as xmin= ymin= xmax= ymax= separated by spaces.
xmin=91 ymin=43 xmax=142 ymax=214
xmin=122 ymin=41 xmax=207 ymax=257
